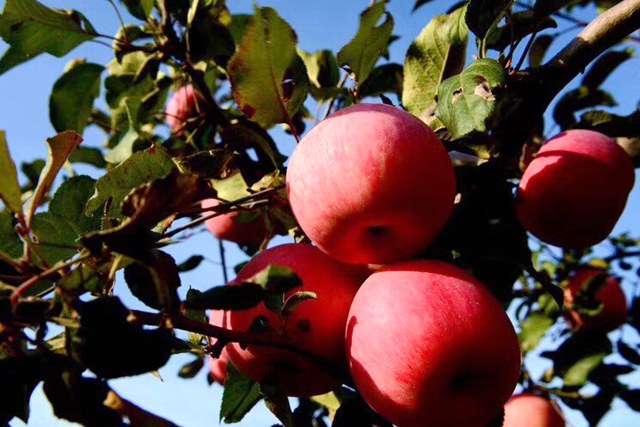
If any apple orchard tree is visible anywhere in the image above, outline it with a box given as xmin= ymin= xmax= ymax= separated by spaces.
xmin=1 ymin=0 xmax=640 ymax=426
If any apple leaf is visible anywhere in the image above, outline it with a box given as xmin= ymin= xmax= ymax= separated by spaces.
xmin=299 ymin=49 xmax=340 ymax=101
xmin=412 ymin=0 xmax=437 ymax=12
xmin=25 ymin=131 xmax=83 ymax=228
xmin=435 ymin=58 xmax=506 ymax=139
xmin=228 ymin=6 xmax=309 ymax=127
xmin=553 ymin=86 xmax=616 ymax=130
xmin=582 ymin=48 xmax=634 ymax=89
xmin=104 ymin=98 xmax=142 ymax=164
xmin=518 ymin=313 xmax=554 ymax=354
xmin=310 ymin=392 xmax=341 ymax=420
xmin=359 ymin=63 xmax=403 ymax=99
xmin=220 ymin=364 xmax=262 ymax=423
xmin=337 ymin=1 xmax=394 ymax=84
xmin=465 ymin=0 xmax=513 ymax=42
xmin=402 ymin=5 xmax=468 ymax=124
xmin=529 ymin=34 xmax=553 ymax=67
xmin=0 ymin=0 xmax=96 ymax=76
xmin=281 ymin=291 xmax=317 ymax=316
xmin=261 ymin=384 xmax=293 ymax=427
xmin=0 ymin=210 xmax=22 ymax=262
xmin=245 ymin=264 xmax=302 ymax=294
xmin=56 ymin=263 xmax=101 ymax=294
xmin=0 ymin=130 xmax=23 ymax=216
xmin=620 ymin=389 xmax=640 ymax=412
xmin=211 ymin=171 xmax=251 ymax=202
xmin=183 ymin=283 xmax=266 ymax=311
xmin=118 ymin=0 xmax=154 ymax=21
xmin=68 ymin=147 xmax=106 ymax=169
xmin=618 ymin=342 xmax=640 ymax=365
xmin=123 ymin=250 xmax=181 ymax=312
xmin=50 ymin=62 xmax=104 ymax=134
xmin=85 ymin=144 xmax=175 ymax=218
xmin=0 ymin=355 xmax=47 ymax=424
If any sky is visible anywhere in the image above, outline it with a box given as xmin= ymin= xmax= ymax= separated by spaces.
xmin=1 ymin=0 xmax=640 ymax=426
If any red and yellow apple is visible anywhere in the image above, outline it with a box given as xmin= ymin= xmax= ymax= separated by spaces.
xmin=286 ymin=103 xmax=456 ymax=264
xmin=165 ymin=84 xmax=205 ymax=133
xmin=564 ymin=269 xmax=627 ymax=332
xmin=225 ymin=244 xmax=360 ymax=396
xmin=517 ymin=129 xmax=635 ymax=249
xmin=503 ymin=393 xmax=565 ymax=427
xmin=346 ymin=260 xmax=521 ymax=427
xmin=208 ymin=309 xmax=230 ymax=385
xmin=201 ymin=199 xmax=267 ymax=247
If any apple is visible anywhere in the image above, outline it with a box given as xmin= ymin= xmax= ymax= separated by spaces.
xmin=503 ymin=393 xmax=565 ymax=427
xmin=516 ymin=129 xmax=635 ymax=249
xmin=286 ymin=103 xmax=456 ymax=264
xmin=201 ymin=199 xmax=267 ymax=247
xmin=225 ymin=243 xmax=361 ymax=396
xmin=165 ymin=84 xmax=205 ymax=133
xmin=208 ymin=309 xmax=229 ymax=385
xmin=564 ymin=269 xmax=627 ymax=332
xmin=346 ymin=260 xmax=521 ymax=427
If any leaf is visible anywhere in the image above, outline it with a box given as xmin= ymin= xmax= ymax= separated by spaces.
xmin=618 ymin=341 xmax=640 ymax=365
xmin=177 ymin=255 xmax=204 ymax=272
xmin=244 ymin=264 xmax=302 ymax=294
xmin=359 ymin=63 xmax=403 ymax=99
xmin=337 ymin=1 xmax=394 ymax=84
xmin=435 ymin=58 xmax=506 ymax=138
xmin=299 ymin=49 xmax=340 ymax=100
xmin=85 ymin=144 xmax=175 ymax=218
xmin=402 ymin=5 xmax=468 ymax=122
xmin=281 ymin=291 xmax=317 ymax=316
xmin=26 ymin=131 xmax=83 ymax=227
xmin=577 ymin=109 xmax=640 ymax=137
xmin=0 ymin=209 xmax=22 ymax=260
xmin=184 ymin=283 xmax=266 ymax=311
xmin=119 ymin=0 xmax=154 ymax=21
xmin=620 ymin=389 xmax=640 ymax=411
xmin=69 ymin=146 xmax=106 ymax=169
xmin=582 ymin=48 xmax=633 ymax=89
xmin=228 ymin=6 xmax=309 ymax=127
xmin=178 ymin=356 xmax=205 ymax=379
xmin=552 ymin=86 xmax=616 ymax=129
xmin=529 ymin=34 xmax=553 ymax=67
xmin=564 ymin=352 xmax=608 ymax=387
xmin=0 ymin=130 xmax=23 ymax=215
xmin=465 ymin=0 xmax=513 ymax=41
xmin=57 ymin=263 xmax=101 ymax=294
xmin=104 ymin=389 xmax=180 ymax=427
xmin=123 ymin=250 xmax=181 ymax=312
xmin=261 ymin=384 xmax=293 ymax=427
xmin=412 ymin=0 xmax=437 ymax=12
xmin=310 ymin=392 xmax=341 ymax=421
xmin=220 ymin=364 xmax=262 ymax=423
xmin=0 ymin=355 xmax=47 ymax=424
xmin=485 ymin=11 xmax=557 ymax=51
xmin=49 ymin=62 xmax=104 ymax=134
xmin=104 ymin=98 xmax=142 ymax=164
xmin=0 ymin=0 xmax=96 ymax=76
xmin=211 ymin=170 xmax=251 ymax=202
xmin=518 ymin=313 xmax=554 ymax=353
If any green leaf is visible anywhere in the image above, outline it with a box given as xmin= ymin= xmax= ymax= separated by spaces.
xmin=0 ymin=130 xmax=23 ymax=215
xmin=178 ymin=356 xmax=204 ymax=379
xmin=466 ymin=0 xmax=513 ymax=41
xmin=244 ymin=264 xmax=302 ymax=294
xmin=281 ymin=291 xmax=317 ymax=316
xmin=228 ymin=6 xmax=309 ymax=127
xmin=119 ymin=0 xmax=154 ymax=21
xmin=20 ymin=159 xmax=46 ymax=192
xmin=518 ymin=313 xmax=554 ymax=353
xmin=337 ymin=1 xmax=394 ymax=84
xmin=68 ymin=146 xmax=106 ymax=169
xmin=104 ymin=98 xmax=142 ymax=164
xmin=618 ymin=341 xmax=640 ymax=365
xmin=123 ymin=250 xmax=182 ymax=312
xmin=359 ymin=63 xmax=403 ymax=99
xmin=177 ymin=255 xmax=204 ymax=272
xmin=299 ymin=49 xmax=340 ymax=100
xmin=0 ymin=0 xmax=96 ymax=76
xmin=0 ymin=209 xmax=22 ymax=261
xmin=0 ymin=355 xmax=46 ymax=424
xmin=435 ymin=58 xmax=506 ymax=138
xmin=57 ymin=263 xmax=101 ymax=294
xmin=26 ymin=130 xmax=83 ymax=227
xmin=85 ymin=144 xmax=175 ymax=218
xmin=261 ymin=384 xmax=293 ymax=427
xmin=184 ymin=283 xmax=266 ymax=311
xmin=220 ymin=364 xmax=262 ymax=423
xmin=228 ymin=14 xmax=252 ymax=44
xmin=553 ymin=86 xmax=616 ymax=129
xmin=529 ymin=34 xmax=553 ymax=67
xmin=564 ymin=352 xmax=608 ymax=387
xmin=582 ymin=48 xmax=634 ymax=89
xmin=402 ymin=5 xmax=468 ymax=122
xmin=50 ymin=62 xmax=104 ymax=134
xmin=211 ymin=171 xmax=251 ymax=202
xmin=412 ymin=0 xmax=437 ymax=12
xmin=310 ymin=392 xmax=341 ymax=420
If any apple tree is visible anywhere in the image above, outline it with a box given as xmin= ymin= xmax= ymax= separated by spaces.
xmin=0 ymin=0 xmax=640 ymax=426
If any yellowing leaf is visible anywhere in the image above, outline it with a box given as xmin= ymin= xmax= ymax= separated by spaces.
xmin=0 ymin=130 xmax=23 ymax=216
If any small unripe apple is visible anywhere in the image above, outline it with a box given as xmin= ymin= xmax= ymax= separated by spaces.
xmin=208 ymin=309 xmax=229 ymax=385
xmin=165 ymin=85 xmax=205 ymax=133
xmin=201 ymin=199 xmax=267 ymax=247
xmin=225 ymin=244 xmax=360 ymax=397
xmin=564 ymin=269 xmax=627 ymax=332
xmin=503 ymin=393 xmax=565 ymax=427
xmin=287 ymin=103 xmax=456 ymax=264
xmin=517 ymin=129 xmax=635 ymax=249
xmin=346 ymin=260 xmax=521 ymax=427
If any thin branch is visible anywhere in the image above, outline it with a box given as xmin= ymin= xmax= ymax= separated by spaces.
xmin=605 ymin=250 xmax=640 ymax=262
xmin=218 ymin=239 xmax=229 ymax=284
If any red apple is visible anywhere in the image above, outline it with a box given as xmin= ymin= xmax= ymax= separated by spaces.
xmin=225 ymin=244 xmax=360 ymax=396
xmin=286 ymin=103 xmax=456 ymax=264
xmin=165 ymin=85 xmax=205 ymax=133
xmin=346 ymin=260 xmax=521 ymax=427
xmin=517 ymin=129 xmax=635 ymax=249
xmin=564 ymin=269 xmax=627 ymax=332
xmin=201 ymin=199 xmax=267 ymax=247
xmin=208 ymin=309 xmax=229 ymax=385
xmin=503 ymin=393 xmax=565 ymax=427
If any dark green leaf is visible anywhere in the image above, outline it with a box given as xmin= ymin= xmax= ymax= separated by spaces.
xmin=582 ymin=48 xmax=633 ymax=89
xmin=0 ymin=130 xmax=22 ymax=215
xmin=69 ymin=146 xmax=107 ymax=169
xmin=553 ymin=86 xmax=616 ymax=129
xmin=188 ymin=18 xmax=235 ymax=66
xmin=124 ymin=250 xmax=181 ymax=312
xmin=359 ymin=63 xmax=403 ymax=99
xmin=337 ymin=1 xmax=394 ymax=84
xmin=486 ymin=11 xmax=557 ymax=51
xmin=412 ymin=0 xmax=436 ymax=12
xmin=50 ymin=62 xmax=104 ymax=134
xmin=0 ymin=0 xmax=96 ymax=76
xmin=261 ymin=384 xmax=293 ymax=427
xmin=177 ymin=255 xmax=204 ymax=272
xmin=620 ymin=389 xmax=640 ymax=411
xmin=57 ymin=263 xmax=101 ymax=294
xmin=119 ymin=0 xmax=154 ymax=21
xmin=529 ymin=34 xmax=553 ymax=67
xmin=576 ymin=109 xmax=640 ymax=137
xmin=403 ymin=5 xmax=468 ymax=123
xmin=618 ymin=341 xmax=640 ymax=365
xmin=245 ymin=264 xmax=302 ymax=294
xmin=228 ymin=14 xmax=252 ymax=44
xmin=0 ymin=355 xmax=45 ymax=424
xmin=299 ymin=49 xmax=340 ymax=101
xmin=281 ymin=291 xmax=317 ymax=316
xmin=435 ymin=58 xmax=507 ymax=138
xmin=0 ymin=209 xmax=21 ymax=260
xmin=465 ymin=0 xmax=513 ymax=41
xmin=178 ymin=356 xmax=204 ymax=379
xmin=220 ymin=364 xmax=262 ymax=423
xmin=20 ymin=159 xmax=45 ymax=191
xmin=184 ymin=283 xmax=265 ymax=311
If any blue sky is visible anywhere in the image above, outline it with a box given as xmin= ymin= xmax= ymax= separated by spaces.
xmin=1 ymin=1 xmax=640 ymax=426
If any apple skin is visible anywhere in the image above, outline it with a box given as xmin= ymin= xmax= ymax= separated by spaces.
xmin=516 ymin=129 xmax=635 ymax=249
xmin=346 ymin=260 xmax=521 ymax=427
xmin=208 ymin=309 xmax=230 ymax=385
xmin=225 ymin=243 xmax=361 ymax=397
xmin=286 ymin=103 xmax=456 ymax=264
xmin=165 ymin=85 xmax=205 ymax=133
xmin=503 ymin=393 xmax=565 ymax=427
xmin=201 ymin=199 xmax=267 ymax=247
xmin=564 ymin=269 xmax=627 ymax=332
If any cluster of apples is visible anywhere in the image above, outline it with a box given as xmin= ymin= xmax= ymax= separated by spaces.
xmin=165 ymin=85 xmax=635 ymax=425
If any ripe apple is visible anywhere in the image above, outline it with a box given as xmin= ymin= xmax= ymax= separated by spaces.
xmin=564 ymin=269 xmax=627 ymax=332
xmin=201 ymin=199 xmax=267 ymax=247
xmin=208 ymin=309 xmax=229 ymax=385
xmin=503 ymin=393 xmax=565 ymax=427
xmin=516 ymin=129 xmax=635 ymax=249
xmin=225 ymin=243 xmax=361 ymax=396
xmin=286 ymin=103 xmax=456 ymax=264
xmin=346 ymin=260 xmax=521 ymax=427
xmin=165 ymin=85 xmax=205 ymax=133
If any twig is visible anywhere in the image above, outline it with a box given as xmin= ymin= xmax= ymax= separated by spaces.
xmin=605 ymin=250 xmax=640 ymax=262
xmin=106 ymin=0 xmax=129 ymax=43
xmin=218 ymin=239 xmax=229 ymax=284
